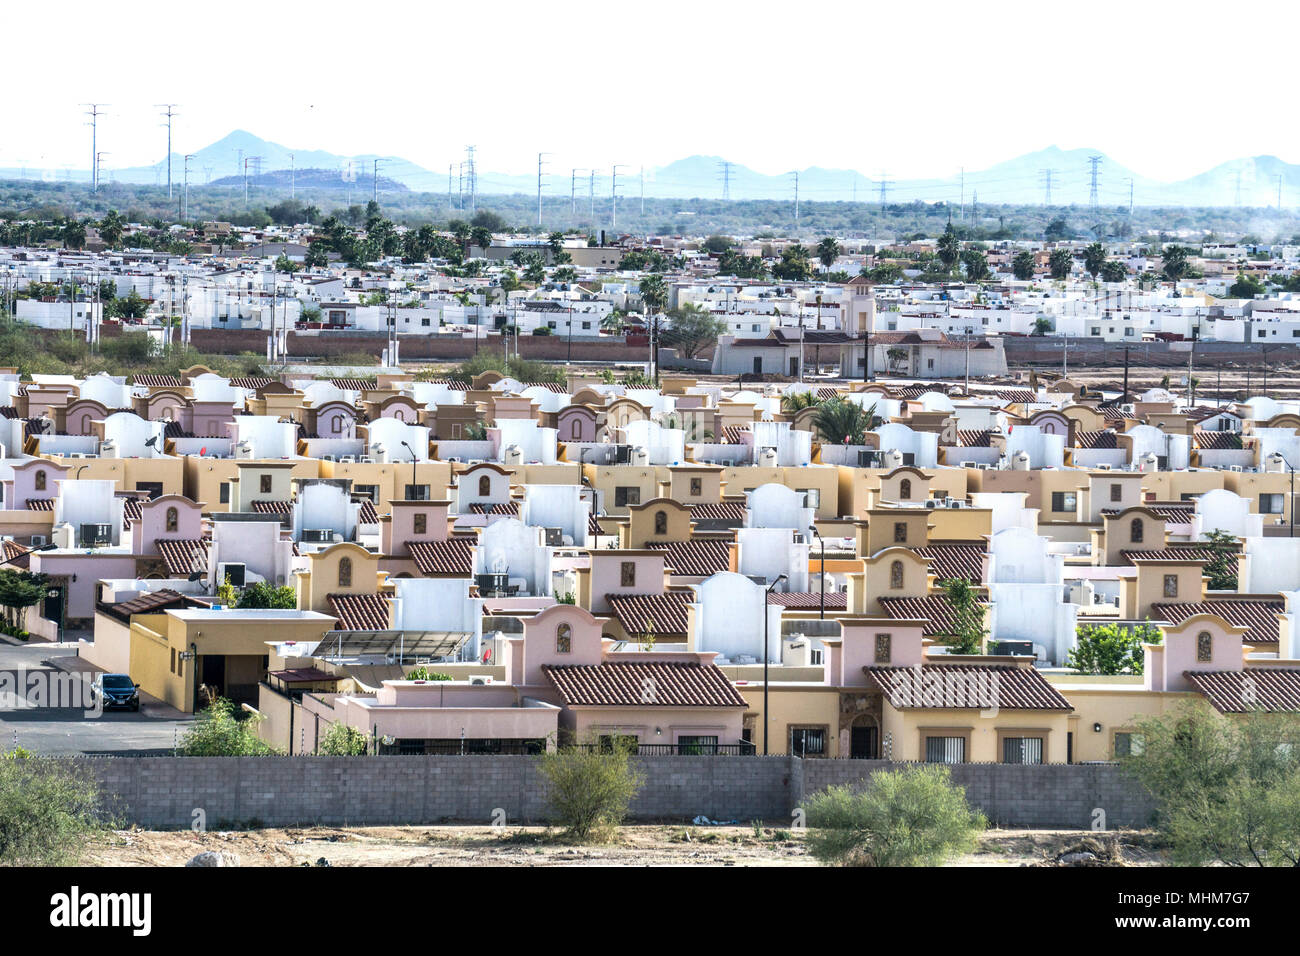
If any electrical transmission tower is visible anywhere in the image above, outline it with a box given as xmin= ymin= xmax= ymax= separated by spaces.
xmin=571 ymin=168 xmax=584 ymax=217
xmin=1040 ymin=168 xmax=1055 ymax=206
xmin=464 ymin=146 xmax=477 ymax=212
xmin=83 ymin=103 xmax=106 ymax=192
xmin=1087 ymin=155 xmax=1102 ymax=216
xmin=373 ymin=158 xmax=387 ymax=202
xmin=157 ymin=104 xmax=178 ymax=199
xmin=877 ymin=173 xmax=892 ymax=206
xmin=611 ymin=165 xmax=628 ymax=230
xmin=718 ymin=160 xmax=733 ymax=200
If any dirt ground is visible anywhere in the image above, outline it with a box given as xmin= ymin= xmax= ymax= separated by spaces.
xmin=85 ymin=825 xmax=1165 ymax=867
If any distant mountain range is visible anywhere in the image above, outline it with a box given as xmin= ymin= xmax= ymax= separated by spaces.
xmin=4 ymin=130 xmax=1300 ymax=208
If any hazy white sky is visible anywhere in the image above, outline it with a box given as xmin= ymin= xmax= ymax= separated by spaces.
xmin=6 ymin=0 xmax=1299 ymax=183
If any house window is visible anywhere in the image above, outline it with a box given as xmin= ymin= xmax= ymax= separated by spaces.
xmin=690 ymin=478 xmax=702 ymax=497
xmin=1197 ymin=631 xmax=1213 ymax=663
xmin=654 ymin=510 xmax=668 ymax=535
xmin=34 ymin=470 xmax=46 ymax=491
xmin=1110 ymin=483 xmax=1122 ymax=502
xmin=678 ymin=735 xmax=720 ymax=754
xmin=893 ymin=522 xmax=907 ymax=543
xmin=614 ymin=486 xmax=640 ymax=507
xmin=1130 ymin=518 xmax=1144 ymax=543
xmin=925 ymin=735 xmax=966 ymax=763
xmin=1260 ymin=493 xmax=1284 ymax=515
xmin=478 ymin=475 xmax=492 ymax=497
xmin=620 ymin=561 xmax=636 ymax=587
xmin=413 ymin=512 xmax=427 ymax=535
xmin=405 ymin=484 xmax=429 ymax=501
xmin=889 ymin=560 xmax=904 ymax=590
xmin=170 ymin=648 xmax=176 ymax=674
xmin=1163 ymin=574 xmax=1179 ymax=598
xmin=556 ymin=623 xmax=572 ymax=654
xmin=1113 ymin=732 xmax=1144 ymax=757
xmin=354 ymin=484 xmax=379 ymax=503
xmin=331 ymin=415 xmax=343 ymax=434
xmin=219 ymin=482 xmax=230 ymax=504
xmin=165 ymin=507 xmax=178 ymax=533
xmin=1002 ymin=736 xmax=1044 ymax=764
xmin=1050 ymin=491 xmax=1077 ymax=513
xmin=789 ymin=727 xmax=826 ymax=757
xmin=874 ymin=633 xmax=892 ymax=664
xmin=899 ymin=478 xmax=912 ymax=500
xmin=260 ymin=474 xmax=273 ymax=494
xmin=338 ymin=557 xmax=352 ymax=588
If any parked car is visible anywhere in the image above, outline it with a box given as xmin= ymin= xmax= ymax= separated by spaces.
xmin=94 ymin=673 xmax=141 ymax=712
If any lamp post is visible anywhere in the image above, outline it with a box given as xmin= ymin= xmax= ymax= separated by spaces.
xmin=1271 ymin=452 xmax=1296 ymax=538
xmin=400 ymin=440 xmax=417 ymax=499
xmin=809 ymin=526 xmax=825 ymax=620
xmin=762 ymin=572 xmax=788 ymax=756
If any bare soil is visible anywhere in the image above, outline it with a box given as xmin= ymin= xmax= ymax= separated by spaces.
xmin=85 ymin=824 xmax=1165 ymax=867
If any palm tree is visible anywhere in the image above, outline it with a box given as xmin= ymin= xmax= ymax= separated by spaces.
xmin=812 ymin=399 xmax=879 ymax=446
xmin=782 ymin=390 xmax=819 ymax=414
xmin=816 ymin=237 xmax=841 ymax=272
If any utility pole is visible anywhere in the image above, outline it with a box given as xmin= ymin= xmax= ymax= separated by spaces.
xmin=960 ymin=167 xmax=965 ymax=221
xmin=448 ymin=163 xmax=454 ymax=206
xmin=1123 ymin=345 xmax=1130 ymax=402
xmin=183 ymin=154 xmax=195 ymax=220
xmin=611 ymin=165 xmax=627 ymax=230
xmin=95 ymin=152 xmax=109 ymax=192
xmin=289 ymin=153 xmax=295 ymax=200
xmin=570 ymin=168 xmax=584 ymax=217
xmin=157 ymin=104 xmax=178 ymax=199
xmin=83 ymin=104 xmax=106 ymax=192
xmin=791 ymin=171 xmax=799 ymax=224
xmin=1128 ymin=178 xmax=1134 ymax=216
xmin=372 ymin=158 xmax=387 ymax=203
xmin=589 ymin=171 xmax=596 ymax=220
xmin=536 ymin=152 xmax=549 ymax=227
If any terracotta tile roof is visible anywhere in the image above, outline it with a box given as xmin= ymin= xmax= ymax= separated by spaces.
xmin=163 ymin=420 xmax=193 ymax=439
xmin=1121 ymin=548 xmax=1237 ymax=576
xmin=268 ymin=666 xmax=339 ymax=684
xmin=766 ymin=590 xmax=848 ymax=610
xmin=914 ymin=544 xmax=986 ymax=583
xmin=542 ymin=661 xmax=747 ymax=708
xmin=1100 ymin=405 xmax=1128 ymax=422
xmin=646 ymin=539 xmax=731 ymax=577
xmin=1185 ymin=668 xmax=1300 ymax=713
xmin=1151 ymin=599 xmax=1284 ymax=645
xmin=588 ymin=511 xmax=604 ymax=537
xmin=1193 ymin=430 xmax=1243 ymax=450
xmin=720 ymin=425 xmax=749 ymax=444
xmin=468 ymin=501 xmax=521 ymax=515
xmin=358 ymin=500 xmax=379 ymax=525
xmin=987 ymin=388 xmax=1038 ymax=404
xmin=690 ymin=502 xmax=747 ymax=522
xmin=251 ymin=500 xmax=294 ymax=515
xmin=878 ymin=594 xmax=987 ymax=638
xmin=1103 ymin=504 xmax=1193 ymax=522
xmin=815 ymin=387 xmax=842 ymax=401
xmin=133 ymin=373 xmax=183 ymax=388
xmin=606 ymin=593 xmax=691 ymax=638
xmin=97 ymin=587 xmax=210 ymax=625
xmin=865 ymin=663 xmax=1072 ymax=711
xmin=1075 ymin=429 xmax=1118 ymax=449
xmin=229 ymin=377 xmax=276 ymax=390
xmin=156 ymin=538 xmax=209 ymax=575
xmin=895 ymin=384 xmax=933 ymax=399
xmin=121 ymin=498 xmax=143 ymax=527
xmin=524 ymin=382 xmax=569 ymax=393
xmin=955 ymin=429 xmax=993 ymax=447
xmin=330 ymin=378 xmax=374 ymax=391
xmin=1 ymin=540 xmax=31 ymax=569
xmin=327 ymin=593 xmax=391 ymax=631
xmin=405 ymin=538 xmax=475 ymax=575
xmin=24 ymin=498 xmax=55 ymax=512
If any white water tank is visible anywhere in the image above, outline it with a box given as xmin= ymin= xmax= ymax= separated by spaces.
xmin=631 ymin=446 xmax=649 ymax=466
xmin=503 ymin=444 xmax=524 ymax=465
xmin=757 ymin=446 xmax=779 ymax=467
xmin=1139 ymin=452 xmax=1159 ymax=473
xmin=882 ymin=448 xmax=904 ymax=470
xmin=1012 ymin=450 xmax=1031 ymax=471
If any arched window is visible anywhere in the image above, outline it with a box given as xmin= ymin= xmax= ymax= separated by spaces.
xmin=165 ymin=507 xmax=178 ymax=533
xmin=654 ymin=510 xmax=668 ymax=535
xmin=556 ymin=623 xmax=572 ymax=654
xmin=338 ymin=556 xmax=353 ymax=588
xmin=899 ymin=478 xmax=912 ymax=500
xmin=34 ymin=470 xmax=46 ymax=491
xmin=478 ymin=474 xmax=491 ymax=497
xmin=571 ymin=419 xmax=583 ymax=440
xmin=1197 ymin=631 xmax=1213 ymax=663
xmin=889 ymin=560 xmax=904 ymax=590
xmin=1130 ymin=518 xmax=1144 ymax=544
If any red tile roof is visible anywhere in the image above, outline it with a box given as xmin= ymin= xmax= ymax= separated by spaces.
xmin=914 ymin=544 xmax=986 ymax=583
xmin=1 ymin=540 xmax=31 ymax=569
xmin=357 ymin=499 xmax=379 ymax=525
xmin=327 ymin=593 xmax=391 ymax=631
xmin=251 ymin=500 xmax=294 ymax=515
xmin=468 ymin=501 xmax=521 ymax=515
xmin=97 ymin=588 xmax=210 ymax=625
xmin=156 ymin=538 xmax=209 ymax=576
xmin=542 ymin=661 xmax=747 ymax=707
xmin=1193 ymin=430 xmax=1243 ymax=450
xmin=1151 ymin=600 xmax=1283 ymax=645
xmin=1075 ymin=429 xmax=1118 ymax=449
xmin=955 ymin=429 xmax=993 ymax=447
xmin=1121 ymin=548 xmax=1237 ymax=576
xmin=878 ymin=594 xmax=987 ymax=638
xmin=865 ymin=663 xmax=1071 ymax=711
xmin=690 ymin=502 xmax=747 ymax=522
xmin=405 ymin=538 xmax=475 ymax=575
xmin=646 ymin=539 xmax=732 ymax=577
xmin=133 ymin=373 xmax=183 ymax=388
xmin=121 ymin=498 xmax=144 ymax=527
xmin=1103 ymin=505 xmax=1193 ymax=522
xmin=24 ymin=498 xmax=55 ymax=512
xmin=766 ymin=590 xmax=849 ymax=610
xmin=606 ymin=593 xmax=691 ymax=638
xmin=1185 ymin=668 xmax=1300 ymax=713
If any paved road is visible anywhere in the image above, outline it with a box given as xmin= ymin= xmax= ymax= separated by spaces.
xmin=0 ymin=640 xmax=192 ymax=755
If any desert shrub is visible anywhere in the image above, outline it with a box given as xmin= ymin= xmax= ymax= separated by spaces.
xmin=318 ymin=723 xmax=370 ymax=756
xmin=0 ymin=752 xmax=114 ymax=864
xmin=537 ymin=739 xmax=645 ymax=842
xmin=178 ymin=697 xmax=280 ymax=756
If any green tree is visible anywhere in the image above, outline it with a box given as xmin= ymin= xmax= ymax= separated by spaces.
xmin=1048 ymin=247 xmax=1074 ymax=280
xmin=98 ymin=210 xmax=125 ymax=248
xmin=1066 ymin=621 xmax=1160 ymax=675
xmin=0 ymin=569 xmax=48 ymax=633
xmin=1082 ymin=242 xmax=1107 ymax=280
xmin=1012 ymin=250 xmax=1036 ymax=281
xmin=702 ymin=235 xmax=733 ymax=254
xmin=1122 ymin=707 xmax=1300 ymax=866
xmin=935 ymin=578 xmax=986 ymax=655
xmin=781 ymin=390 xmax=819 ymax=414
xmin=318 ymin=723 xmax=370 ymax=756
xmin=179 ymin=697 xmax=280 ymax=756
xmin=62 ymin=219 xmax=87 ymax=250
xmin=1030 ymin=317 xmax=1053 ymax=336
xmin=0 ymin=753 xmax=113 ymax=864
xmin=273 ymin=253 xmax=299 ymax=274
xmin=1203 ymin=528 xmax=1239 ymax=590
xmin=1100 ymin=259 xmax=1128 ymax=283
xmin=805 ymin=767 xmax=986 ymax=866
xmin=537 ymin=739 xmax=645 ymax=842
xmin=1228 ymin=273 xmax=1266 ymax=299
xmin=816 ymin=236 xmax=841 ymax=271
xmin=960 ymin=248 xmax=989 ymax=281
xmin=811 ymin=399 xmax=879 ymax=446
xmin=662 ymin=302 xmax=725 ymax=359
xmin=469 ymin=225 xmax=493 ymax=252
xmin=936 ymin=225 xmax=960 ymax=271
xmin=771 ymin=245 xmax=813 ymax=281
xmin=234 ymin=581 xmax=297 ymax=609
xmin=1163 ymin=245 xmax=1190 ymax=283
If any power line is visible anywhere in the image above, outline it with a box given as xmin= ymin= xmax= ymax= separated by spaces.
xmin=373 ymin=158 xmax=387 ymax=203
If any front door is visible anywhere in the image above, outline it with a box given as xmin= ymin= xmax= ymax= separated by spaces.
xmin=850 ymin=723 xmax=879 ymax=759
xmin=42 ymin=585 xmax=65 ymax=638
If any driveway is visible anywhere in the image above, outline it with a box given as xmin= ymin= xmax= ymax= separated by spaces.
xmin=0 ymin=638 xmax=193 ymax=755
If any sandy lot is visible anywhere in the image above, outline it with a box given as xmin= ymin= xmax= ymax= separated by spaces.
xmin=85 ymin=825 xmax=1164 ymax=867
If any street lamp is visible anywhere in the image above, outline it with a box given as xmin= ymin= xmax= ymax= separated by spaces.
xmin=762 ymin=572 xmax=788 ymax=756
xmin=1270 ymin=452 xmax=1296 ymax=538
xmin=400 ymin=440 xmax=417 ymax=499
xmin=808 ymin=526 xmax=825 ymax=620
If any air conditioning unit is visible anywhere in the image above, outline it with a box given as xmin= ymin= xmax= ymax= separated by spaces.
xmin=468 ymin=675 xmax=494 ymax=686
xmin=319 ymin=454 xmax=336 ymax=462
xmin=358 ymin=455 xmax=375 ymax=464
xmin=339 ymin=455 xmax=356 ymax=464
xmin=1095 ymin=463 xmax=1112 ymax=471
xmin=925 ymin=499 xmax=940 ymax=509
xmin=29 ymin=535 xmax=47 ymax=548
xmin=1230 ymin=465 xmax=1244 ymax=472
xmin=79 ymin=523 xmax=112 ymax=547
xmin=543 ymin=527 xmax=563 ymax=547
xmin=301 ymin=529 xmax=334 ymax=544
xmin=959 ymin=461 xmax=977 ymax=468
xmin=217 ymin=562 xmax=246 ymax=587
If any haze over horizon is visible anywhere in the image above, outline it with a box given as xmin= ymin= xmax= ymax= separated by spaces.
xmin=7 ymin=0 xmax=1299 ymax=191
